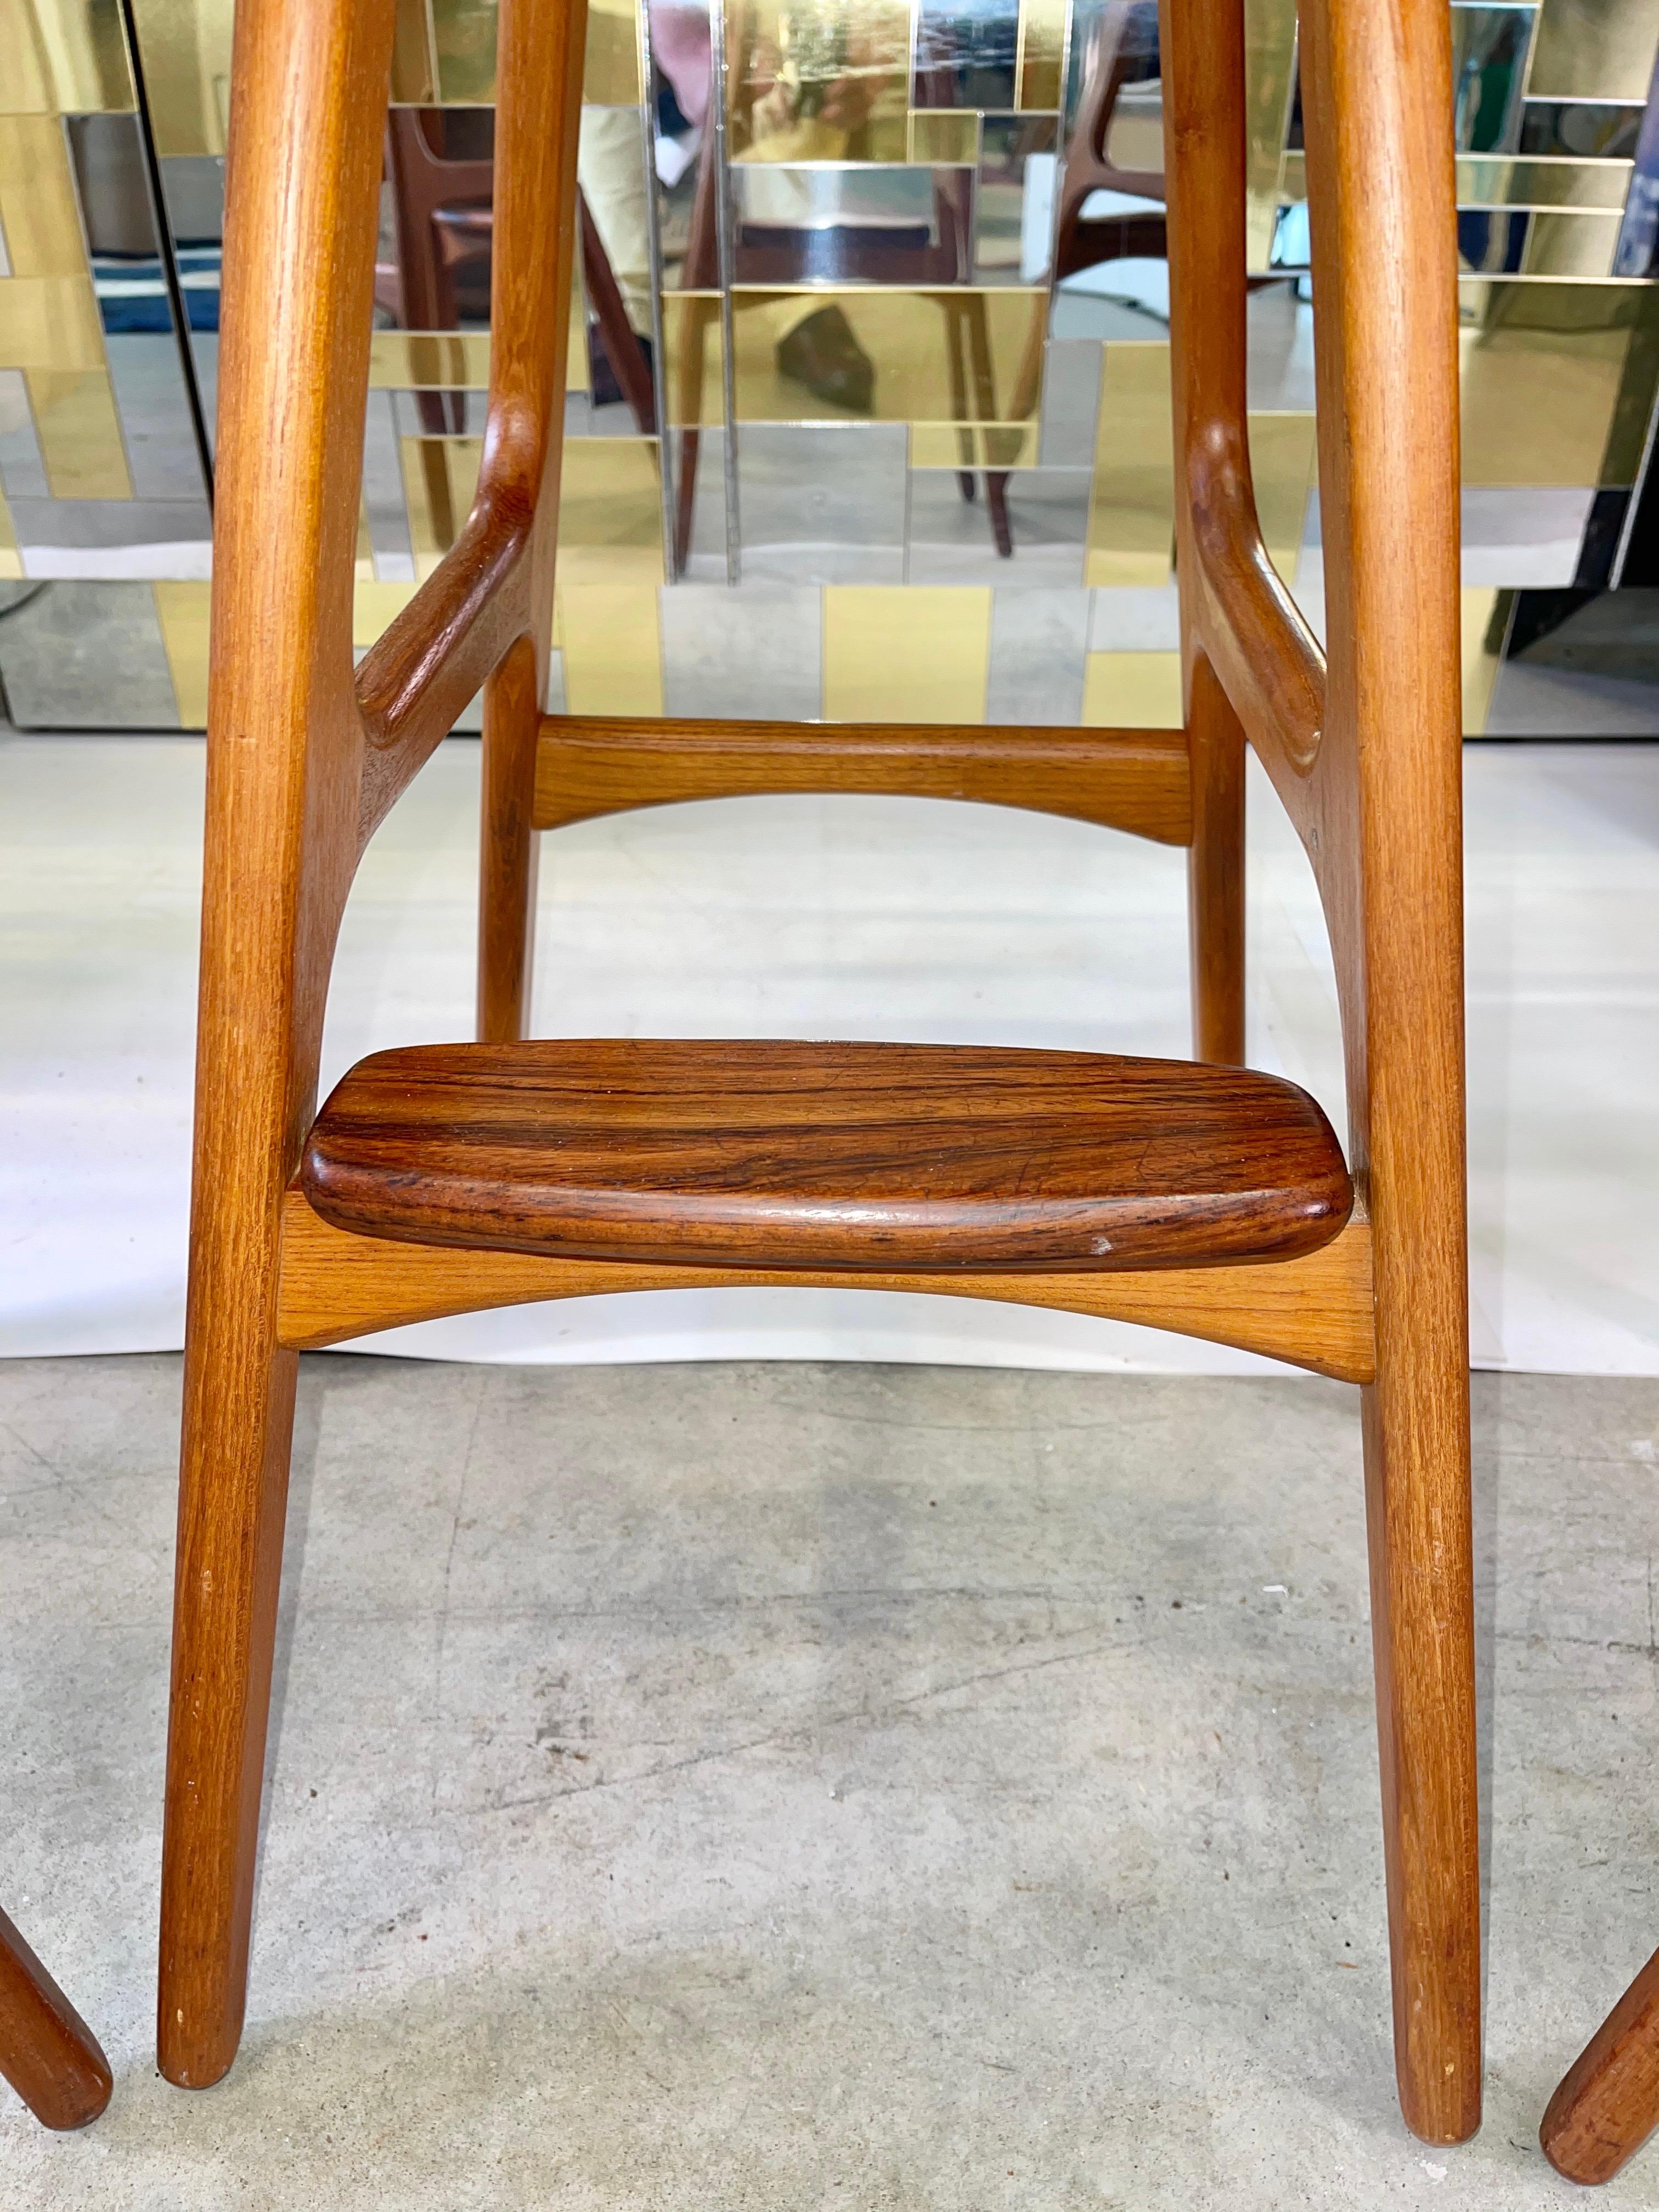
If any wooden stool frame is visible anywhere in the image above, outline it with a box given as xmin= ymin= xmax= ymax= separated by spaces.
xmin=159 ymin=0 xmax=1480 ymax=2146
xmin=0 ymin=1906 xmax=111 ymax=2131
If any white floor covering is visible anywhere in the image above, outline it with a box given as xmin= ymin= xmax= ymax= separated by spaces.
xmin=3 ymin=733 xmax=1656 ymax=1373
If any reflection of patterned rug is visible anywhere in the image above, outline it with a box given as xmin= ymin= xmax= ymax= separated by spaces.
xmin=91 ymin=248 xmax=222 ymax=334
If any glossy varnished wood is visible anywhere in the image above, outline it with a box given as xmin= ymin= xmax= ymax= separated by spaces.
xmin=276 ymin=1187 xmax=1376 ymax=1382
xmin=533 ymin=715 xmax=1193 ymax=843
xmin=0 ymin=1905 xmax=112 ymax=2131
xmin=1541 ymin=1948 xmax=1659 ymax=2185
xmin=300 ymin=1039 xmax=1352 ymax=1273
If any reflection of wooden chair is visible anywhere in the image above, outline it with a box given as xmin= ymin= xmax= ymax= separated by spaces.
xmin=670 ymin=48 xmax=1017 ymax=571
xmin=375 ymin=108 xmax=654 ymax=441
xmin=1541 ymin=1946 xmax=1659 ymax=2183
xmin=1053 ymin=1 xmax=1166 ymax=282
xmin=0 ymin=1905 xmax=111 ymax=2130
xmin=161 ymin=0 xmax=1478 ymax=2158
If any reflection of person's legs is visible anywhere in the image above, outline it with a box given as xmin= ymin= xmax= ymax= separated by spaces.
xmin=577 ymin=107 xmax=653 ymax=338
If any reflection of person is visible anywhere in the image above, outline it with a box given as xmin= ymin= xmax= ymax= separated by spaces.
xmin=576 ymin=0 xmax=881 ymax=414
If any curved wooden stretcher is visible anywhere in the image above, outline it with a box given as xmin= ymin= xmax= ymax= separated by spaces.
xmin=157 ymin=0 xmax=1480 ymax=2147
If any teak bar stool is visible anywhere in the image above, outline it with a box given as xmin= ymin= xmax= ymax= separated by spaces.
xmin=157 ymin=0 xmax=1480 ymax=2146
xmin=1541 ymin=1947 xmax=1659 ymax=2184
xmin=0 ymin=1905 xmax=111 ymax=2130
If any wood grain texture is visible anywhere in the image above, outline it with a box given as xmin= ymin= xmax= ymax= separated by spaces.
xmin=1541 ymin=1948 xmax=1659 ymax=2185
xmin=275 ymin=1185 xmax=1376 ymax=1381
xmin=533 ymin=715 xmax=1193 ymax=844
xmin=0 ymin=1905 xmax=112 ymax=2131
xmin=300 ymin=1039 xmax=1353 ymax=1273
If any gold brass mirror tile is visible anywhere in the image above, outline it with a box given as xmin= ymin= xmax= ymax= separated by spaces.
xmin=555 ymin=580 xmax=664 ymax=715
xmin=1460 ymin=586 xmax=1508 ymax=737
xmin=125 ymin=0 xmax=233 ymax=157
xmin=369 ymin=332 xmax=492 ymax=390
xmin=1014 ymin=0 xmax=1064 ymax=113
xmin=584 ymin=0 xmax=642 ymax=106
xmin=1459 ymin=303 xmax=1632 ymax=487
xmin=731 ymin=287 xmax=1045 ymax=422
xmin=1247 ymin=411 xmax=1317 ymax=580
xmin=1086 ymin=342 xmax=1173 ymax=588
xmin=1082 ymin=649 xmax=1183 ymax=729
xmin=727 ymin=0 xmax=911 ymax=163
xmin=431 ymin=0 xmax=496 ymax=101
xmin=400 ymin=432 xmax=478 ymax=574
xmin=25 ymin=366 xmax=132 ymax=495
xmin=391 ymin=0 xmax=439 ymax=101
xmin=1 ymin=275 xmax=106 ymax=373
xmin=0 ymin=116 xmax=89 ymax=274
xmin=662 ymin=292 xmax=723 ymax=427
xmin=557 ymin=436 xmax=664 ymax=583
xmin=1527 ymin=0 xmax=1659 ymax=101
xmin=910 ymin=420 xmax=1041 ymax=468
xmin=822 ymin=584 xmax=990 ymax=722
xmin=3 ymin=0 xmax=136 ymax=114
xmin=906 ymin=109 xmax=979 ymax=166
xmin=1455 ymin=156 xmax=1634 ymax=210
xmin=1519 ymin=210 xmax=1624 ymax=279
xmin=1243 ymin=0 xmax=1297 ymax=271
xmin=152 ymin=577 xmax=210 ymax=724
xmin=353 ymin=577 xmax=417 ymax=648
xmin=0 ymin=484 xmax=21 ymax=577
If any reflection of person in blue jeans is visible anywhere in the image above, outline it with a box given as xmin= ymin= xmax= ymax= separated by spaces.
xmin=578 ymin=0 xmax=881 ymax=414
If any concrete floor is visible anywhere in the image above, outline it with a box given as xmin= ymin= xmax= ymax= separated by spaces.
xmin=2 ymin=1356 xmax=1656 ymax=2207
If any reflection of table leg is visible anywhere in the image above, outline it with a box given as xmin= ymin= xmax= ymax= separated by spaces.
xmin=0 ymin=1903 xmax=112 ymax=2130
xmin=671 ymin=296 xmax=721 ymax=576
xmin=958 ymin=296 xmax=1013 ymax=559
xmin=1542 ymin=1944 xmax=1659 ymax=2185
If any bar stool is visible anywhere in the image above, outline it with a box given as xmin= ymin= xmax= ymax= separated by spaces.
xmin=0 ymin=1905 xmax=110 ymax=2130
xmin=156 ymin=0 xmax=1480 ymax=2146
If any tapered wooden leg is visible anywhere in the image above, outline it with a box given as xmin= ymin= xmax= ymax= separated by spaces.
xmin=0 ymin=1905 xmax=111 ymax=2129
xmin=1361 ymin=1362 xmax=1482 ymax=2144
xmin=158 ymin=1337 xmax=299 ymax=2089
xmin=478 ymin=633 xmax=542 ymax=1044
xmin=1541 ymin=1946 xmax=1659 ymax=2185
xmin=1187 ymin=652 xmax=1245 ymax=1065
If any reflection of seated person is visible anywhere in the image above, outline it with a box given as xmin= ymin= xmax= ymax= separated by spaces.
xmin=578 ymin=1 xmax=882 ymax=414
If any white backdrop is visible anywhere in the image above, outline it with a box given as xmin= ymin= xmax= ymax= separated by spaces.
xmin=5 ymin=733 xmax=1658 ymax=1373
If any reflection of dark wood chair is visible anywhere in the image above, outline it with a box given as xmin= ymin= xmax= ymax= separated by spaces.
xmin=670 ymin=49 xmax=1017 ymax=571
xmin=375 ymin=109 xmax=654 ymax=441
xmin=0 ymin=1905 xmax=111 ymax=2130
xmin=164 ymin=0 xmax=1477 ymax=2155
xmin=1054 ymin=1 xmax=1167 ymax=282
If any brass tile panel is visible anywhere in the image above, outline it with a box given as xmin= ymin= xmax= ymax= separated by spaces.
xmin=354 ymin=578 xmax=417 ymax=648
xmin=0 ymin=482 xmax=21 ymax=577
xmin=26 ymin=367 xmax=133 ymax=494
xmin=126 ymin=0 xmax=233 ymax=157
xmin=0 ymin=116 xmax=88 ymax=274
xmin=1243 ymin=0 xmax=1297 ymax=272
xmin=727 ymin=0 xmax=912 ymax=163
xmin=731 ymin=287 xmax=1046 ymax=422
xmin=662 ymin=292 xmax=724 ymax=427
xmin=432 ymin=0 xmax=497 ymax=101
xmin=1455 ymin=155 xmax=1634 ymax=209
xmin=1520 ymin=209 xmax=1623 ymax=278
xmin=1086 ymin=342 xmax=1173 ymax=588
xmin=555 ymin=581 xmax=664 ymax=715
xmin=584 ymin=0 xmax=642 ymax=106
xmin=0 ymin=275 xmax=108 ymax=371
xmin=1247 ymin=411 xmax=1317 ymax=580
xmin=1460 ymin=587 xmax=1507 ymax=737
xmin=369 ymin=332 xmax=492 ymax=389
xmin=2 ymin=0 xmax=136 ymax=114
xmin=1082 ymin=650 xmax=1183 ymax=729
xmin=152 ymin=577 xmax=210 ymax=723
xmin=910 ymin=420 xmax=1041 ymax=468
xmin=400 ymin=433 xmax=479 ymax=575
xmin=391 ymin=0 xmax=439 ymax=102
xmin=822 ymin=584 xmax=990 ymax=721
xmin=1015 ymin=0 xmax=1065 ymax=114
xmin=1459 ymin=280 xmax=1638 ymax=486
xmin=906 ymin=109 xmax=979 ymax=166
xmin=1527 ymin=0 xmax=1659 ymax=101
xmin=557 ymin=436 xmax=664 ymax=583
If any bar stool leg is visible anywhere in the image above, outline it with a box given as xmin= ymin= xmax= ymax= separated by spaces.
xmin=1542 ymin=1948 xmax=1659 ymax=2185
xmin=0 ymin=1904 xmax=112 ymax=2130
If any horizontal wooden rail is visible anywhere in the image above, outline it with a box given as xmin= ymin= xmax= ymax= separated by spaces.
xmin=1187 ymin=430 xmax=1326 ymax=785
xmin=275 ymin=1188 xmax=1374 ymax=1381
xmin=534 ymin=715 xmax=1194 ymax=843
